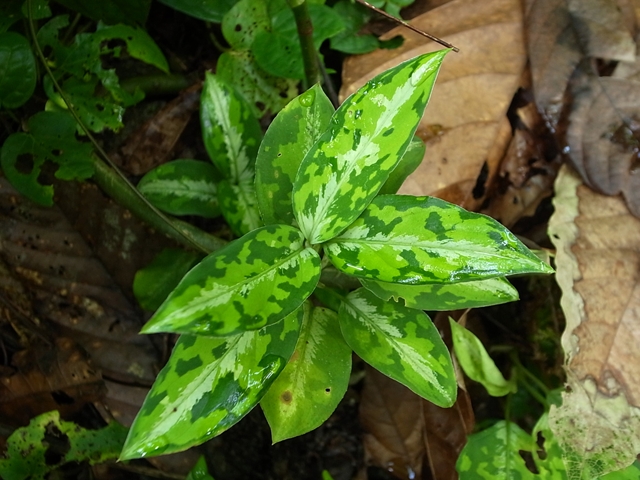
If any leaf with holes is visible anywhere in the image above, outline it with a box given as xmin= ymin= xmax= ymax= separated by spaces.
xmin=221 ymin=0 xmax=270 ymax=50
xmin=218 ymin=179 xmax=263 ymax=236
xmin=292 ymin=50 xmax=447 ymax=244
xmin=141 ymin=225 xmax=320 ymax=336
xmin=200 ymin=72 xmax=262 ymax=182
xmin=137 ymin=160 xmax=221 ymax=218
xmin=325 ymin=195 xmax=553 ymax=284
xmin=261 ymin=304 xmax=351 ymax=442
xmin=121 ymin=306 xmax=302 ymax=460
xmin=339 ymin=288 xmax=456 ymax=407
xmin=256 ymin=84 xmax=334 ymax=226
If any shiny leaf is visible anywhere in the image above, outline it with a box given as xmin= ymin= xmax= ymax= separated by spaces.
xmin=137 ymin=160 xmax=221 ymax=218
xmin=338 ymin=288 xmax=456 ymax=407
xmin=449 ymin=318 xmax=516 ymax=397
xmin=361 ymin=277 xmax=519 ymax=310
xmin=200 ymin=72 xmax=262 ymax=182
xmin=325 ymin=195 xmax=554 ymax=284
xmin=256 ymin=84 xmax=334 ymax=226
xmin=378 ymin=136 xmax=425 ymax=195
xmin=121 ymin=308 xmax=302 ymax=460
xmin=261 ymin=304 xmax=351 ymax=442
xmin=0 ymin=32 xmax=36 ymax=109
xmin=292 ymin=50 xmax=447 ymax=244
xmin=218 ymin=179 xmax=263 ymax=236
xmin=141 ymin=225 xmax=321 ymax=336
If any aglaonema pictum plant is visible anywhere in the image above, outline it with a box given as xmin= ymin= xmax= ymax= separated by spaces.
xmin=120 ymin=49 xmax=553 ymax=460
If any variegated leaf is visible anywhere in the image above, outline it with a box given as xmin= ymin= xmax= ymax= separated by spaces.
xmin=261 ymin=303 xmax=351 ymax=442
xmin=141 ymin=224 xmax=321 ymax=336
xmin=218 ymin=179 xmax=263 ymax=236
xmin=292 ymin=50 xmax=448 ymax=244
xmin=200 ymin=72 xmax=262 ymax=182
xmin=338 ymin=288 xmax=456 ymax=407
xmin=378 ymin=136 xmax=425 ymax=195
xmin=120 ymin=307 xmax=302 ymax=460
xmin=137 ymin=159 xmax=221 ymax=218
xmin=325 ymin=195 xmax=553 ymax=284
xmin=360 ymin=277 xmax=519 ymax=311
xmin=256 ymin=84 xmax=334 ymax=226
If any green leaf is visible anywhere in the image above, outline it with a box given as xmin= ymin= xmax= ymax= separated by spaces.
xmin=186 ymin=456 xmax=215 ymax=480
xmin=261 ymin=304 xmax=351 ymax=442
xmin=601 ymin=461 xmax=640 ymax=479
xmin=338 ymin=288 xmax=456 ymax=407
xmin=329 ymin=0 xmax=380 ymax=54
xmin=142 ymin=224 xmax=321 ymax=336
xmin=221 ymin=0 xmax=270 ymax=50
xmin=0 ymin=32 xmax=36 ymax=109
xmin=255 ymin=84 xmax=334 ymax=226
xmin=21 ymin=0 xmax=52 ymax=20
xmin=52 ymin=0 xmax=150 ymax=25
xmin=0 ymin=1 xmax=22 ymax=33
xmin=218 ymin=179 xmax=263 ymax=236
xmin=252 ymin=5 xmax=345 ymax=80
xmin=133 ymin=248 xmax=203 ymax=311
xmin=200 ymin=72 xmax=262 ymax=182
xmin=449 ymin=318 xmax=516 ymax=397
xmin=121 ymin=307 xmax=302 ymax=460
xmin=361 ymin=277 xmax=519 ymax=310
xmin=0 ymin=411 xmax=127 ymax=480
xmin=533 ymin=413 xmax=568 ymax=479
xmin=217 ymin=49 xmax=299 ymax=116
xmin=137 ymin=159 xmax=221 ymax=218
xmin=325 ymin=195 xmax=554 ymax=284
xmin=378 ymin=136 xmax=425 ymax=195
xmin=292 ymin=50 xmax=447 ymax=244
xmin=456 ymin=421 xmax=535 ymax=480
xmin=0 ymin=111 xmax=94 ymax=206
xmin=158 ymin=0 xmax=239 ymax=23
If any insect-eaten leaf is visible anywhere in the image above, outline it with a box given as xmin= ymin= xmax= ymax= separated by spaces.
xmin=142 ymin=224 xmax=321 ymax=336
xmin=292 ymin=50 xmax=448 ymax=244
xmin=261 ymin=304 xmax=351 ymax=442
xmin=339 ymin=288 xmax=456 ymax=408
xmin=325 ymin=195 xmax=553 ymax=284
xmin=121 ymin=307 xmax=302 ymax=460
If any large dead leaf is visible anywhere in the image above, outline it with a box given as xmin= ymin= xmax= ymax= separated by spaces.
xmin=341 ymin=0 xmax=526 ymax=209
xmin=548 ymin=165 xmax=640 ymax=477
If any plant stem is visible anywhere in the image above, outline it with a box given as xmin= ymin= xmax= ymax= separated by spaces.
xmin=287 ymin=0 xmax=320 ymax=87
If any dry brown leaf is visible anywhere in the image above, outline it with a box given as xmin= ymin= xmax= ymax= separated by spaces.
xmin=360 ymin=365 xmax=425 ymax=480
xmin=340 ymin=0 xmax=526 ymax=209
xmin=566 ymin=69 xmax=640 ymax=217
xmin=548 ymin=164 xmax=640 ymax=476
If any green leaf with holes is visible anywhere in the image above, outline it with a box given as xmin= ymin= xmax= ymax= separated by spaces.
xmin=378 ymin=136 xmax=425 ymax=195
xmin=360 ymin=277 xmax=519 ymax=311
xmin=121 ymin=307 xmax=302 ymax=460
xmin=261 ymin=304 xmax=351 ymax=442
xmin=138 ymin=160 xmax=221 ymax=218
xmin=0 ymin=32 xmax=36 ymax=109
xmin=338 ymin=288 xmax=456 ymax=407
xmin=218 ymin=179 xmax=263 ymax=236
xmin=449 ymin=318 xmax=516 ymax=397
xmin=533 ymin=413 xmax=568 ymax=479
xmin=221 ymin=0 xmax=270 ymax=50
xmin=142 ymin=225 xmax=320 ymax=336
xmin=325 ymin=195 xmax=553 ymax=284
xmin=200 ymin=72 xmax=262 ymax=182
xmin=256 ymin=84 xmax=334 ymax=226
xmin=456 ymin=421 xmax=535 ymax=480
xmin=292 ymin=50 xmax=447 ymax=244
xmin=0 ymin=111 xmax=94 ymax=206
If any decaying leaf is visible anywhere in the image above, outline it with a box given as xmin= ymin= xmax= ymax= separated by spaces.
xmin=340 ymin=0 xmax=526 ymax=209
xmin=548 ymin=165 xmax=640 ymax=477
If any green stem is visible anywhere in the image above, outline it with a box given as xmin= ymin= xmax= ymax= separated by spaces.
xmin=287 ymin=0 xmax=320 ymax=88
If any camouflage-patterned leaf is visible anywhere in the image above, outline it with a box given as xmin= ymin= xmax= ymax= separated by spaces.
xmin=378 ymin=136 xmax=425 ymax=195
xmin=137 ymin=159 xmax=221 ymax=218
xmin=256 ymin=84 xmax=334 ymax=226
xmin=456 ymin=421 xmax=535 ymax=480
xmin=338 ymin=288 xmax=456 ymax=407
xmin=449 ymin=318 xmax=516 ymax=397
xmin=360 ymin=277 xmax=519 ymax=311
xmin=292 ymin=50 xmax=447 ymax=244
xmin=120 ymin=307 xmax=302 ymax=460
xmin=218 ymin=179 xmax=263 ymax=236
xmin=325 ymin=195 xmax=553 ymax=284
xmin=261 ymin=304 xmax=351 ymax=442
xmin=141 ymin=225 xmax=321 ymax=336
xmin=200 ymin=72 xmax=262 ymax=182
xmin=533 ymin=413 xmax=568 ymax=479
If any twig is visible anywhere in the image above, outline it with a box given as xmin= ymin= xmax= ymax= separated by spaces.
xmin=287 ymin=0 xmax=321 ymax=87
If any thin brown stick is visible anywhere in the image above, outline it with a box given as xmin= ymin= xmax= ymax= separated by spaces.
xmin=355 ymin=0 xmax=460 ymax=52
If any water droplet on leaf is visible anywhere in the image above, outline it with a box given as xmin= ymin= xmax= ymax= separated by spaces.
xmin=299 ymin=88 xmax=316 ymax=108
